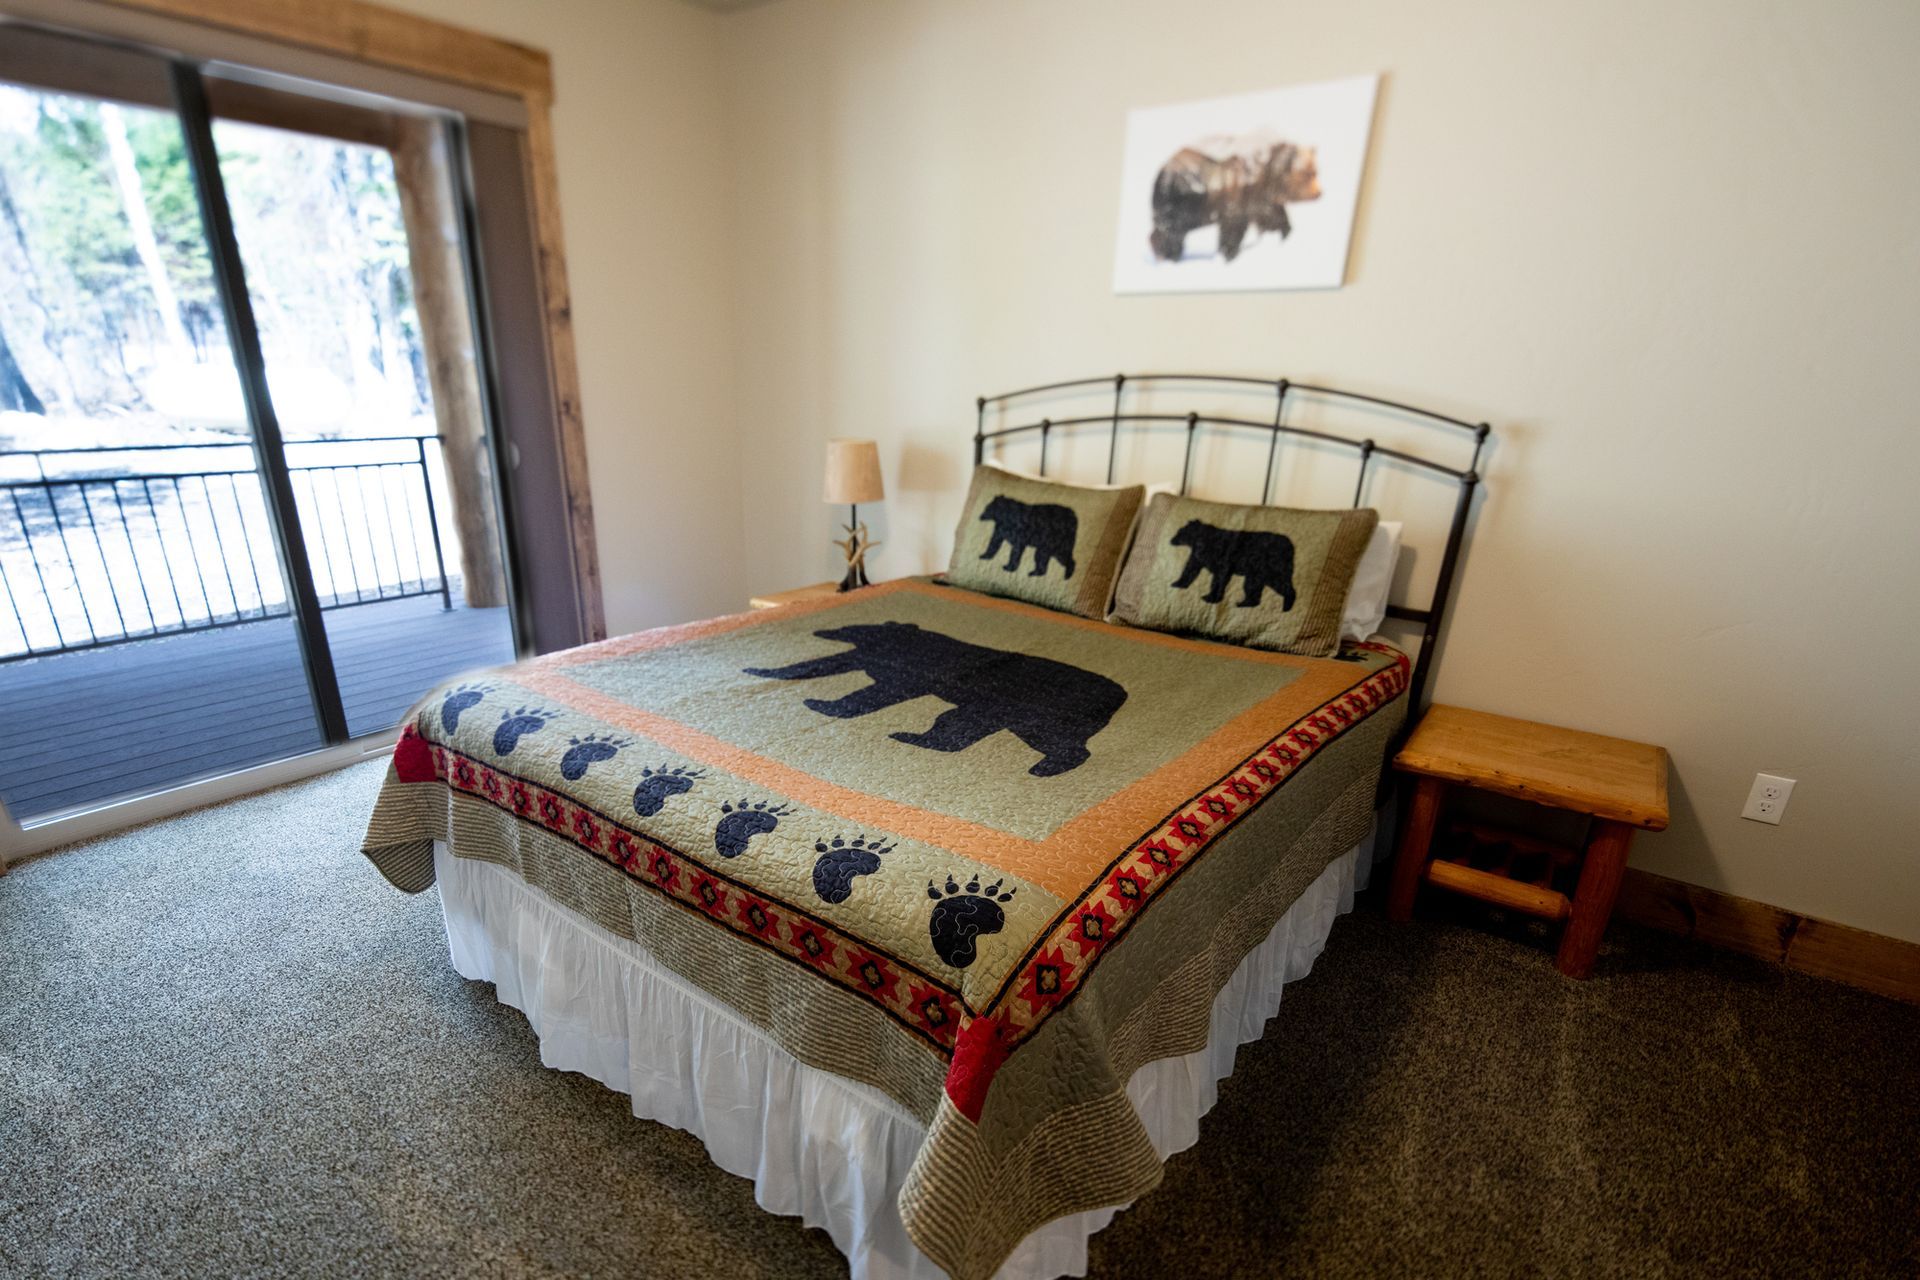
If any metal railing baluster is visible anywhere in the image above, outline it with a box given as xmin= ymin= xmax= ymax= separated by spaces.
xmin=171 ymin=476 xmax=216 ymax=623
xmin=0 ymin=556 xmax=24 ymax=654
xmin=292 ymin=471 xmax=337 ymax=610
xmin=0 ymin=497 xmax=33 ymax=652
xmin=326 ymin=468 xmax=362 ymax=603
xmin=74 ymin=482 xmax=128 ymax=641
xmin=10 ymin=488 xmax=63 ymax=651
xmin=417 ymin=437 xmax=451 ymax=609
xmin=1 ymin=435 xmax=475 ymax=661
xmin=105 ymin=481 xmax=159 ymax=635
xmin=397 ymin=458 xmax=428 ymax=591
xmin=197 ymin=474 xmax=244 ymax=620
xmin=378 ymin=465 xmax=406 ymax=594
xmin=39 ymin=477 xmax=101 ymax=645
xmin=138 ymin=478 xmax=188 ymax=632
xmin=350 ymin=466 xmax=385 ymax=599
xmin=225 ymin=472 xmax=270 ymax=617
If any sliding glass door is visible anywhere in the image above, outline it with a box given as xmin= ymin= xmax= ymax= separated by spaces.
xmin=0 ymin=70 xmax=327 ymax=818
xmin=0 ymin=26 xmax=519 ymax=823
xmin=205 ymin=77 xmax=516 ymax=738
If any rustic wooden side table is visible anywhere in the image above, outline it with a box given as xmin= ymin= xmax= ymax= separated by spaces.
xmin=1385 ymin=704 xmax=1670 ymax=978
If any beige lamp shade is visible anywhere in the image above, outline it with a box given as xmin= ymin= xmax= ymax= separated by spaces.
xmin=823 ymin=438 xmax=884 ymax=505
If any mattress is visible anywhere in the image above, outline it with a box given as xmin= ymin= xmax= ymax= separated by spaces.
xmin=363 ymin=578 xmax=1409 ymax=1278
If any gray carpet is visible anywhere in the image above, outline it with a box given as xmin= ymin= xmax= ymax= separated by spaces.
xmin=2 ymin=762 xmax=1915 ymax=1279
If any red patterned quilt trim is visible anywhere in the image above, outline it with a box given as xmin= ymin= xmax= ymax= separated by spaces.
xmin=400 ymin=727 xmax=963 ymax=1055
xmin=942 ymin=647 xmax=1409 ymax=1120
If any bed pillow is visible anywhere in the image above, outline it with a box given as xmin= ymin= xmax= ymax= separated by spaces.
xmin=980 ymin=462 xmax=1178 ymax=614
xmin=1111 ymin=492 xmax=1379 ymax=657
xmin=1340 ymin=519 xmax=1402 ymax=643
xmin=946 ymin=466 xmax=1145 ymax=618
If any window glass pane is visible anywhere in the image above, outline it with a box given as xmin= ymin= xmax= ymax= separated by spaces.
xmin=0 ymin=81 xmax=321 ymax=822
xmin=210 ymin=108 xmax=516 ymax=737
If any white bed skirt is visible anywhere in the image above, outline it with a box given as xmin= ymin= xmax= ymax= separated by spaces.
xmin=435 ymin=827 xmax=1375 ymax=1280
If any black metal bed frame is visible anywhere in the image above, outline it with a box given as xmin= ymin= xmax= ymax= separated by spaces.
xmin=972 ymin=373 xmax=1490 ymax=715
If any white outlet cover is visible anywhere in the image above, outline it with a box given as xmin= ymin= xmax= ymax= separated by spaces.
xmin=1741 ymin=773 xmax=1796 ymax=825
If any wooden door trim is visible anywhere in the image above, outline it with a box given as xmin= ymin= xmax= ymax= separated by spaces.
xmin=87 ymin=0 xmax=606 ymax=642
xmin=95 ymin=0 xmax=553 ymax=101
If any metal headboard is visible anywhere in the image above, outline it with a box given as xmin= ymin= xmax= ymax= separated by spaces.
xmin=972 ymin=373 xmax=1490 ymax=715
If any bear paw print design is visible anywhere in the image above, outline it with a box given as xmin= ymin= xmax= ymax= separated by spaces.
xmin=559 ymin=732 xmax=632 ymax=781
xmin=493 ymin=706 xmax=554 ymax=755
xmin=632 ymin=765 xmax=703 ymax=817
xmin=714 ymin=800 xmax=794 ymax=858
xmin=811 ymin=835 xmax=894 ymax=904
xmin=439 ymin=683 xmax=491 ymax=733
xmin=926 ymin=872 xmax=1015 ymax=968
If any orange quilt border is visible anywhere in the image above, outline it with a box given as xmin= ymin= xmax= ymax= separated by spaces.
xmin=512 ymin=579 xmax=1366 ymax=899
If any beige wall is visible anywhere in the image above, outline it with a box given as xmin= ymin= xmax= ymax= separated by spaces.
xmin=389 ymin=0 xmax=745 ymax=633
xmin=392 ymin=0 xmax=1918 ymax=943
xmin=716 ymin=0 xmax=1920 ymax=942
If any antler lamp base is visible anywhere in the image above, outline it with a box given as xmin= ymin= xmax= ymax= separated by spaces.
xmin=835 ymin=504 xmax=878 ymax=592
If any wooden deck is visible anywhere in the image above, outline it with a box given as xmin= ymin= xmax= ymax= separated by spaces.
xmin=0 ymin=596 xmax=515 ymax=822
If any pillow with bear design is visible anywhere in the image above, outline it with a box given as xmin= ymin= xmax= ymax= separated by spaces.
xmin=944 ymin=466 xmax=1145 ymax=619
xmin=1111 ymin=492 xmax=1378 ymax=657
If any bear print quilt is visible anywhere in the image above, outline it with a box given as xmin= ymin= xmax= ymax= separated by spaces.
xmin=361 ymin=578 xmax=1408 ymax=1279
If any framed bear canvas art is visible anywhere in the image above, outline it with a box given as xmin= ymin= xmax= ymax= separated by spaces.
xmin=1112 ymin=74 xmax=1380 ymax=294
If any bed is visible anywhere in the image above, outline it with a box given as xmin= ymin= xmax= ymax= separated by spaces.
xmin=362 ymin=374 xmax=1489 ymax=1280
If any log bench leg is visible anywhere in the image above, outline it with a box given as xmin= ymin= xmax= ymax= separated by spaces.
xmin=1555 ymin=818 xmax=1636 ymax=978
xmin=1386 ymin=776 xmax=1447 ymax=923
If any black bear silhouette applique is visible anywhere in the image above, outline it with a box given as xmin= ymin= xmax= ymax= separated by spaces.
xmin=744 ymin=621 xmax=1126 ymax=777
xmin=1169 ymin=519 xmax=1297 ymax=610
xmin=978 ymin=495 xmax=1078 ymax=579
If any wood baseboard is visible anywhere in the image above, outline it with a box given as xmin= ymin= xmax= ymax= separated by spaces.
xmin=1616 ymin=869 xmax=1920 ymax=1005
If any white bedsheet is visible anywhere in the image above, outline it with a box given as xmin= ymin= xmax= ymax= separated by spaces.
xmin=435 ymin=826 xmax=1375 ymax=1279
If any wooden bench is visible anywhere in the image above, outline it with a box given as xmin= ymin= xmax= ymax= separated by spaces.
xmin=1385 ymin=704 xmax=1670 ymax=978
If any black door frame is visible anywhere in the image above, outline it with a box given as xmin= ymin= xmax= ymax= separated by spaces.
xmin=170 ymin=60 xmax=351 ymax=742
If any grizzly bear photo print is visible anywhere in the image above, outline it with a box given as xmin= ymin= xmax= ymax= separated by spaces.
xmin=1112 ymin=74 xmax=1379 ymax=293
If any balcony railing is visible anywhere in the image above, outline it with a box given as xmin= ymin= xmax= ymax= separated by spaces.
xmin=0 ymin=435 xmax=455 ymax=662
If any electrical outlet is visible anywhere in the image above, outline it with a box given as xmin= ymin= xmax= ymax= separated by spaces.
xmin=1740 ymin=773 xmax=1795 ymax=825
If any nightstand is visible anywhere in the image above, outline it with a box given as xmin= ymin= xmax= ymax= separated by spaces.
xmin=1384 ymin=704 xmax=1670 ymax=978
xmin=749 ymin=582 xmax=842 ymax=610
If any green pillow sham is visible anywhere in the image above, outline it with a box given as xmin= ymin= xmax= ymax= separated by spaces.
xmin=945 ymin=466 xmax=1146 ymax=618
xmin=1111 ymin=492 xmax=1379 ymax=657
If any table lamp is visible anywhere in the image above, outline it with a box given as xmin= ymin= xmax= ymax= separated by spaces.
xmin=824 ymin=438 xmax=884 ymax=592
